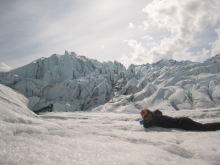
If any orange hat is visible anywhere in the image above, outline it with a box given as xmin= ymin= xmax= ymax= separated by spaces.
xmin=140 ymin=109 xmax=148 ymax=118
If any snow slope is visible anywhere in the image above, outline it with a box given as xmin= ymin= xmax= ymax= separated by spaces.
xmin=0 ymin=52 xmax=220 ymax=113
xmin=1 ymin=83 xmax=220 ymax=165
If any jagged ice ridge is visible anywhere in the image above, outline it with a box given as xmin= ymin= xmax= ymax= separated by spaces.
xmin=0 ymin=51 xmax=220 ymax=113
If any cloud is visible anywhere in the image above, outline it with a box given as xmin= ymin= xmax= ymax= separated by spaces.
xmin=211 ymin=28 xmax=220 ymax=56
xmin=0 ymin=62 xmax=12 ymax=72
xmin=101 ymin=45 xmax=105 ymax=49
xmin=1 ymin=0 xmax=219 ymax=68
xmin=121 ymin=0 xmax=220 ymax=65
xmin=142 ymin=0 xmax=220 ymax=32
xmin=141 ymin=35 xmax=153 ymax=40
xmin=121 ymin=40 xmax=154 ymax=67
xmin=128 ymin=22 xmax=134 ymax=29
xmin=138 ymin=21 xmax=150 ymax=30
xmin=194 ymin=48 xmax=210 ymax=62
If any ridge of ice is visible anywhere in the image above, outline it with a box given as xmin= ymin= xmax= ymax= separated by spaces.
xmin=0 ymin=51 xmax=220 ymax=112
xmin=204 ymin=54 xmax=220 ymax=63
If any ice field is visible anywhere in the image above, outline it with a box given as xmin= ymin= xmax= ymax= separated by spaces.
xmin=1 ymin=52 xmax=220 ymax=164
xmin=1 ymin=84 xmax=220 ymax=165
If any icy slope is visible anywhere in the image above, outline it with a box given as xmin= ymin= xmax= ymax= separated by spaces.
xmin=1 ymin=83 xmax=220 ymax=165
xmin=0 ymin=84 xmax=38 ymax=122
xmin=5 ymin=51 xmax=126 ymax=84
xmin=137 ymin=59 xmax=193 ymax=68
xmin=204 ymin=54 xmax=220 ymax=63
xmin=0 ymin=51 xmax=220 ymax=112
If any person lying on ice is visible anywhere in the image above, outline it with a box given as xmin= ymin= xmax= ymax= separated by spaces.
xmin=140 ymin=109 xmax=220 ymax=131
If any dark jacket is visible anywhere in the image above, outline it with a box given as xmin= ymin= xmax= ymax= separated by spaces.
xmin=143 ymin=110 xmax=220 ymax=131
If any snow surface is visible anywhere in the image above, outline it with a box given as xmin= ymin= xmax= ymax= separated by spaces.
xmin=1 ymin=83 xmax=220 ymax=165
xmin=0 ymin=51 xmax=220 ymax=113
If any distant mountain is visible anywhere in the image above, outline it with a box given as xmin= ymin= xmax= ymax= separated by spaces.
xmin=204 ymin=54 xmax=220 ymax=63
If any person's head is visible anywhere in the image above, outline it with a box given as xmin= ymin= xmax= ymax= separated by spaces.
xmin=140 ymin=109 xmax=153 ymax=121
xmin=140 ymin=109 xmax=148 ymax=119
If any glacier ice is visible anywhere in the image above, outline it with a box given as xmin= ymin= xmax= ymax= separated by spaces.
xmin=1 ymin=83 xmax=220 ymax=165
xmin=0 ymin=51 xmax=220 ymax=113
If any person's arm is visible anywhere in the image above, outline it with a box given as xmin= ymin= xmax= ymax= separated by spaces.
xmin=143 ymin=110 xmax=157 ymax=128
xmin=153 ymin=109 xmax=162 ymax=116
xmin=143 ymin=118 xmax=157 ymax=128
xmin=143 ymin=110 xmax=162 ymax=128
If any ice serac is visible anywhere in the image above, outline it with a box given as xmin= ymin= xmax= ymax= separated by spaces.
xmin=204 ymin=54 xmax=220 ymax=63
xmin=0 ymin=51 xmax=127 ymax=113
xmin=0 ymin=51 xmax=220 ymax=112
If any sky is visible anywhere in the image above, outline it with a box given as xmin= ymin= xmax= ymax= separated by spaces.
xmin=0 ymin=0 xmax=220 ymax=70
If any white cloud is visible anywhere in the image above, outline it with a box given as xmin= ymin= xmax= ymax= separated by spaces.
xmin=120 ymin=40 xmax=155 ymax=67
xmin=194 ymin=48 xmax=210 ymax=62
xmin=146 ymin=42 xmax=158 ymax=47
xmin=101 ymin=45 xmax=105 ymax=49
xmin=128 ymin=22 xmax=134 ymax=29
xmin=139 ymin=21 xmax=150 ymax=30
xmin=1 ymin=0 xmax=219 ymax=68
xmin=0 ymin=62 xmax=12 ymax=72
xmin=142 ymin=0 xmax=220 ymax=32
xmin=141 ymin=35 xmax=153 ymax=40
xmin=121 ymin=0 xmax=220 ymax=65
xmin=211 ymin=28 xmax=220 ymax=56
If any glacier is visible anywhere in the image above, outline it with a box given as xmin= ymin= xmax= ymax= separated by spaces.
xmin=1 ymin=52 xmax=220 ymax=164
xmin=1 ymin=83 xmax=220 ymax=165
xmin=0 ymin=51 xmax=220 ymax=113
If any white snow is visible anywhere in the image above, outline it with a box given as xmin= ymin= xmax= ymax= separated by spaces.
xmin=0 ymin=84 xmax=220 ymax=165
